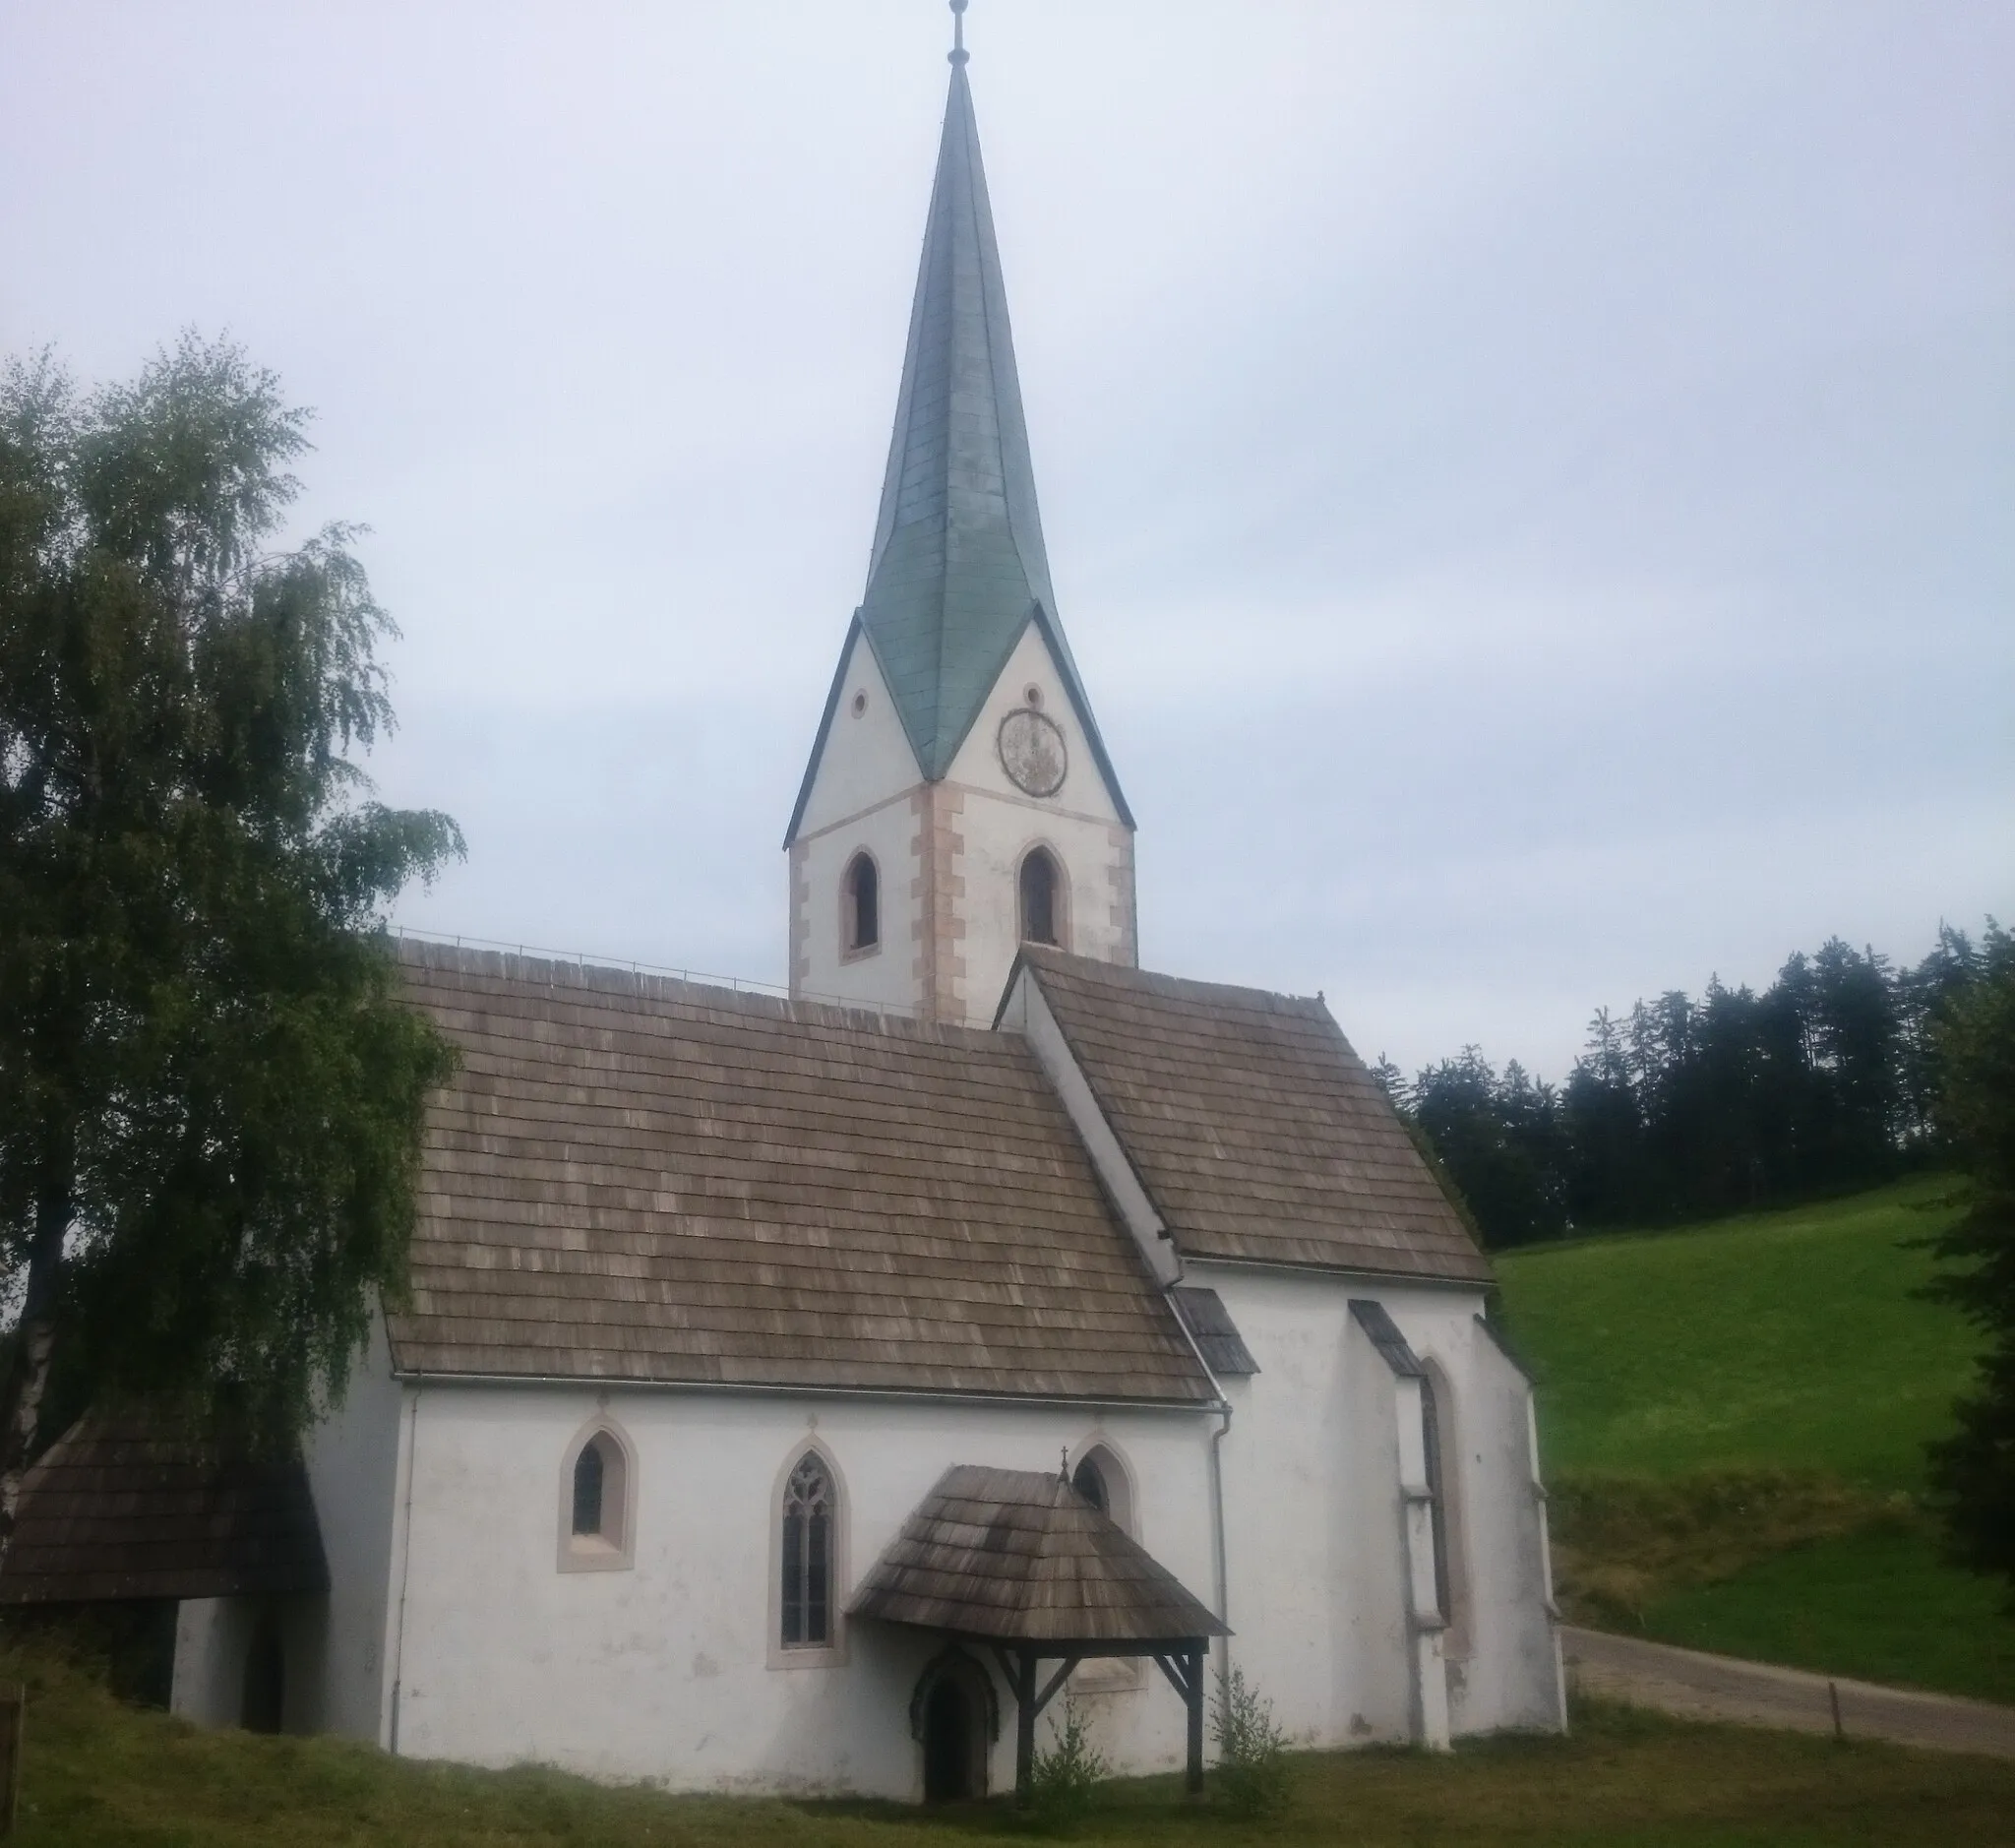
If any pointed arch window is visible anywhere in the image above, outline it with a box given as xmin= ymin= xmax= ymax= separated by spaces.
xmin=843 ymin=851 xmax=880 ymax=955
xmin=780 ymin=1452 xmax=833 ymax=1647
xmin=558 ymin=1422 xmax=635 ymax=1571
xmin=1018 ymin=847 xmax=1062 ymax=947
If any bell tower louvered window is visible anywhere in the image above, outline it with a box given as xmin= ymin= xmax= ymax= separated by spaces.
xmin=1018 ymin=847 xmax=1061 ymax=947
xmin=844 ymin=851 xmax=880 ymax=954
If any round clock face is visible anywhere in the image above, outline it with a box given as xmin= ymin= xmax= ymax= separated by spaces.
xmin=997 ymin=708 xmax=1069 ymax=797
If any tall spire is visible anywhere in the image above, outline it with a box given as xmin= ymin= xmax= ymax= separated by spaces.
xmin=859 ymin=3 xmax=1061 ymax=780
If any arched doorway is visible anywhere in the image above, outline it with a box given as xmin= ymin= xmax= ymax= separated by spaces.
xmin=240 ymin=1607 xmax=284 ymax=1733
xmin=913 ymin=1648 xmax=995 ymax=1802
xmin=923 ymin=1675 xmax=976 ymax=1800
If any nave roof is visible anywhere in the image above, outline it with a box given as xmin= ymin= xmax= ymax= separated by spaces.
xmin=391 ymin=941 xmax=1215 ymax=1403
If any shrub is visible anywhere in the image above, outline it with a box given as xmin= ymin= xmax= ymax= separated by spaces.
xmin=1211 ymin=1663 xmax=1292 ymax=1817
xmin=1026 ymin=1694 xmax=1107 ymax=1829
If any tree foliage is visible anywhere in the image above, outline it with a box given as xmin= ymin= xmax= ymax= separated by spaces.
xmin=1924 ymin=965 xmax=2015 ymax=1594
xmin=0 ymin=336 xmax=461 ymax=1530
xmin=1385 ymin=921 xmax=2011 ymax=1248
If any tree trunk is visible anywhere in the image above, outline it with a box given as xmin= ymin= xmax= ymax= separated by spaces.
xmin=0 ymin=1172 xmax=70 ymax=1574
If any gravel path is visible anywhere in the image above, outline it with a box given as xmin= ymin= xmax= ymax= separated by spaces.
xmin=1561 ymin=1626 xmax=2015 ymax=1760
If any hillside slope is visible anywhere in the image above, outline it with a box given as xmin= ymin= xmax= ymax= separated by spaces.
xmin=1496 ymin=1180 xmax=2015 ymax=1701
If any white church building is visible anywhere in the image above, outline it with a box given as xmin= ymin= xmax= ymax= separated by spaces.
xmin=2 ymin=14 xmax=1564 ymax=1804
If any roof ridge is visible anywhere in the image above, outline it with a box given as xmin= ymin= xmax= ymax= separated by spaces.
xmin=394 ymin=936 xmax=1012 ymax=1050
xmin=1021 ymin=947 xmax=1332 ymax=1019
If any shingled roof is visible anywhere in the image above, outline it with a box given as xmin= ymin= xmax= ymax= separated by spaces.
xmin=1016 ymin=950 xmax=1493 ymax=1284
xmin=850 ymin=1464 xmax=1226 ymax=1643
xmin=0 ymin=1410 xmax=326 ymax=1606
xmin=392 ymin=942 xmax=1214 ymax=1403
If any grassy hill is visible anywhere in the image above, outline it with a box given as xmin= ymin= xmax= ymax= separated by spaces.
xmin=1496 ymin=1178 xmax=2015 ymax=1701
xmin=6 ymin=1639 xmax=2013 ymax=1847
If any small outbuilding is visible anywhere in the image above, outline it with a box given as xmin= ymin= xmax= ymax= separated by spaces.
xmin=0 ymin=1410 xmax=327 ymax=1730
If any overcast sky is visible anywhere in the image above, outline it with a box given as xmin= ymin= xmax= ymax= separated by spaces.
xmin=5 ymin=1 xmax=2010 ymax=1076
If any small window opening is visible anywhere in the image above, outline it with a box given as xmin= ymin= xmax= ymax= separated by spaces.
xmin=573 ymin=1438 xmax=606 ymax=1536
xmin=1070 ymin=1455 xmax=1108 ymax=1514
xmin=851 ymin=689 xmax=868 ymax=717
xmin=563 ymin=1427 xmax=631 ymax=1566
xmin=781 ymin=1453 xmax=833 ymax=1647
xmin=844 ymin=852 xmax=880 ymax=953
xmin=1023 ymin=684 xmax=1044 ymax=708
xmin=1018 ymin=848 xmax=1060 ymax=947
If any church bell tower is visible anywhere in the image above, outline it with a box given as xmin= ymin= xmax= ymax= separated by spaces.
xmin=784 ymin=3 xmax=1136 ymax=1025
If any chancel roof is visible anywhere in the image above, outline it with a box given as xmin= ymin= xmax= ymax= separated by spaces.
xmin=849 ymin=1464 xmax=1226 ymax=1643
xmin=1017 ymin=950 xmax=1495 ymax=1284
xmin=391 ymin=942 xmax=1214 ymax=1403
xmin=0 ymin=1410 xmax=327 ymax=1606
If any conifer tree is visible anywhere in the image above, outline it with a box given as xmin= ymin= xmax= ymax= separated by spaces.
xmin=1925 ymin=941 xmax=2015 ymax=1594
xmin=0 ymin=338 xmax=461 ymax=1565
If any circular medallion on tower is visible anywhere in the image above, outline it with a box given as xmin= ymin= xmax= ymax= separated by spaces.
xmin=997 ymin=708 xmax=1068 ymax=797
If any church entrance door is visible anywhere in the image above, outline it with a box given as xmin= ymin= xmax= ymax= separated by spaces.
xmin=923 ymin=1675 xmax=979 ymax=1801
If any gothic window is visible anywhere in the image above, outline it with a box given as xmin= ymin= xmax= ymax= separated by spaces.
xmin=1018 ymin=847 xmax=1061 ymax=947
xmin=1421 ymin=1365 xmax=1472 ymax=1655
xmin=1069 ymin=1442 xmax=1133 ymax=1534
xmin=844 ymin=851 xmax=880 ymax=955
xmin=1419 ymin=1374 xmax=1450 ymax=1622
xmin=780 ymin=1452 xmax=833 ymax=1647
xmin=573 ymin=1439 xmax=607 ymax=1536
xmin=559 ymin=1423 xmax=634 ymax=1571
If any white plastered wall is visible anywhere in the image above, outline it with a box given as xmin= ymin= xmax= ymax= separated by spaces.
xmin=381 ymin=1386 xmax=1220 ymax=1798
xmin=940 ymin=624 xmax=1133 ymax=1021
xmin=1191 ymin=1265 xmax=1562 ymax=1750
xmin=792 ymin=631 xmax=925 ymax=1014
xmin=299 ymin=1313 xmax=407 ymax=1742
xmin=789 ymin=622 xmax=1135 ymax=1026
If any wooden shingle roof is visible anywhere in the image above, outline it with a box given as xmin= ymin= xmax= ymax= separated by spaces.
xmin=1019 ymin=949 xmax=1494 ymax=1284
xmin=392 ymin=943 xmax=1214 ymax=1403
xmin=849 ymin=1464 xmax=1226 ymax=1643
xmin=0 ymin=1411 xmax=327 ymax=1605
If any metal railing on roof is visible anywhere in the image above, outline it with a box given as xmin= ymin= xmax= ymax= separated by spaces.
xmin=388 ymin=927 xmax=927 ymax=1020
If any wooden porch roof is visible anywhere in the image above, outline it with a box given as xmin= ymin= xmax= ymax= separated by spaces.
xmin=850 ymin=1464 xmax=1227 ymax=1644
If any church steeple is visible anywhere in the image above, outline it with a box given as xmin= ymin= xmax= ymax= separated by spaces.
xmin=860 ymin=10 xmax=1060 ymax=780
xmin=785 ymin=3 xmax=1137 ymax=1025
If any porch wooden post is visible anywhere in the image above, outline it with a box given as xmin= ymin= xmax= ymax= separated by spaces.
xmin=1013 ymin=1647 xmax=1037 ymax=1808
xmin=1185 ymin=1645 xmax=1205 ymax=1795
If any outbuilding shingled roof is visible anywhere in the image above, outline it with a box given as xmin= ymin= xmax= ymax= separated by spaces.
xmin=849 ymin=1464 xmax=1226 ymax=1643
xmin=0 ymin=1411 xmax=326 ymax=1606
xmin=1017 ymin=949 xmax=1494 ymax=1284
xmin=392 ymin=942 xmax=1214 ymax=1403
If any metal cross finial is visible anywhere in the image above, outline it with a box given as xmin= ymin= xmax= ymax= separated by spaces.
xmin=949 ymin=0 xmax=969 ymax=68
xmin=1060 ymin=1446 xmax=1070 ymax=1483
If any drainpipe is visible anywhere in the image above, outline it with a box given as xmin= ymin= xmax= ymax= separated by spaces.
xmin=388 ymin=1382 xmax=421 ymax=1755
xmin=1209 ymin=1402 xmax=1232 ymax=1705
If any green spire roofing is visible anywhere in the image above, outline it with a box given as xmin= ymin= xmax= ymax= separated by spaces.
xmin=860 ymin=60 xmax=1063 ymax=780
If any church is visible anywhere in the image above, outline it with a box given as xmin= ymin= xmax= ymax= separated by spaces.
xmin=1 ymin=11 xmax=1564 ymax=1802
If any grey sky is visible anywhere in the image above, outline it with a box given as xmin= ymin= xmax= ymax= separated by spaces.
xmin=5 ymin=1 xmax=2010 ymax=1076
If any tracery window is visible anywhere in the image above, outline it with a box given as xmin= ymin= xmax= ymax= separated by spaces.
xmin=1018 ymin=847 xmax=1061 ymax=947
xmin=843 ymin=851 xmax=880 ymax=954
xmin=780 ymin=1452 xmax=833 ymax=1647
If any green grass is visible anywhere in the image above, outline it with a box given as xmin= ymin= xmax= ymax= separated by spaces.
xmin=1496 ymin=1178 xmax=1977 ymax=1487
xmin=1496 ymin=1178 xmax=2015 ymax=1702
xmin=1645 ymin=1525 xmax=2015 ymax=1705
xmin=7 ymin=1641 xmax=2014 ymax=1847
